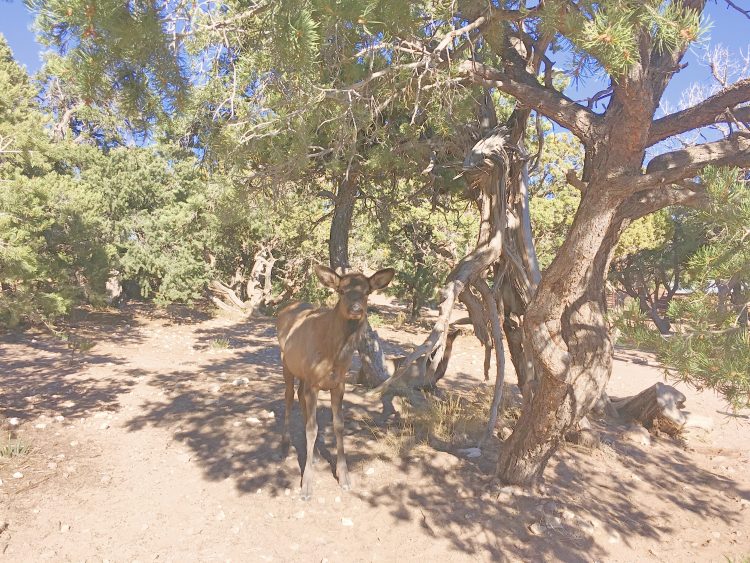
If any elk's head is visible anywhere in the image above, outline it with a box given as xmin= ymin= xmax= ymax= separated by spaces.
xmin=314 ymin=265 xmax=395 ymax=321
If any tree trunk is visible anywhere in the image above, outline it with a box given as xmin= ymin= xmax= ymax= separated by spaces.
xmin=497 ymin=191 xmax=625 ymax=487
xmin=329 ymin=174 xmax=357 ymax=273
xmin=328 ymin=172 xmax=391 ymax=386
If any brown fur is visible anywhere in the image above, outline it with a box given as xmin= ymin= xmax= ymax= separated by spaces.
xmin=276 ymin=265 xmax=395 ymax=500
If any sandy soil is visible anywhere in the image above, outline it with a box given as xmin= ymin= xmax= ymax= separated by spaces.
xmin=1 ymin=301 xmax=749 ymax=562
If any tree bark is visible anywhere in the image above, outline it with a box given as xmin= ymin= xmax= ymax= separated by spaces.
xmin=327 ymin=172 xmax=391 ymax=386
xmin=611 ymin=382 xmax=687 ymax=436
xmin=329 ymin=174 xmax=358 ymax=273
xmin=497 ymin=190 xmax=626 ymax=486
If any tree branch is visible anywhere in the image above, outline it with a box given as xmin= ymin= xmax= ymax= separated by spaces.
xmin=616 ymin=183 xmax=709 ymax=222
xmin=610 ymin=133 xmax=750 ymax=193
xmin=457 ymin=60 xmax=601 ymax=142
xmin=648 ymin=79 xmax=750 ymax=145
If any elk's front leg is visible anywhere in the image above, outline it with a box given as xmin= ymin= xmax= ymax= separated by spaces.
xmin=281 ymin=364 xmax=294 ymax=456
xmin=300 ymin=383 xmax=319 ymax=500
xmin=331 ymin=382 xmax=351 ymax=491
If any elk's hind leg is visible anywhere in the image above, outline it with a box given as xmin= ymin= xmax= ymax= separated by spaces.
xmin=331 ymin=382 xmax=351 ymax=491
xmin=281 ymin=364 xmax=294 ymax=456
xmin=300 ymin=383 xmax=319 ymax=501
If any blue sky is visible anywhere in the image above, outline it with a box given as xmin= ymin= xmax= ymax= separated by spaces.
xmin=1 ymin=0 xmax=748 ymax=113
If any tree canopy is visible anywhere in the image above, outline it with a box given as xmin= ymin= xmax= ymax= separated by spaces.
xmin=3 ymin=0 xmax=749 ymax=485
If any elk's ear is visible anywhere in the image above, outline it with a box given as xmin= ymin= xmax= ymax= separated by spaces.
xmin=368 ymin=268 xmax=395 ymax=292
xmin=314 ymin=264 xmax=340 ymax=290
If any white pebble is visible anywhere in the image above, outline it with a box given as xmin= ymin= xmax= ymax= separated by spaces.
xmin=216 ymin=510 xmax=226 ymax=521
xmin=54 ymin=415 xmax=65 ymax=422
xmin=48 ymin=462 xmax=58 ymax=469
xmin=12 ymin=472 xmax=23 ymax=479
xmin=246 ymin=417 xmax=261 ymax=425
xmin=341 ymin=517 xmax=354 ymax=527
xmin=35 ymin=423 xmax=47 ymax=429
xmin=99 ymin=422 xmax=110 ymax=430
xmin=8 ymin=417 xmax=20 ymax=426
xmin=232 ymin=421 xmax=242 ymax=427
xmin=294 ymin=510 xmax=305 ymax=519
xmin=334 ymin=496 xmax=341 ymax=503
xmin=365 ymin=467 xmax=375 ymax=476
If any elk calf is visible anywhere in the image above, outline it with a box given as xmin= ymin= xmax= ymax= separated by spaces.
xmin=276 ymin=265 xmax=395 ymax=500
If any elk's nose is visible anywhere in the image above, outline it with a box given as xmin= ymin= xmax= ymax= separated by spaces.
xmin=350 ymin=302 xmax=363 ymax=313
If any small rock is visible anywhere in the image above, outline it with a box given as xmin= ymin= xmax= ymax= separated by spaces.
xmin=99 ymin=422 xmax=110 ymax=430
xmin=246 ymin=417 xmax=261 ymax=425
xmin=294 ymin=510 xmax=305 ymax=519
xmin=622 ymin=423 xmax=651 ymax=446
xmin=334 ymin=496 xmax=341 ymax=503
xmin=545 ymin=515 xmax=563 ymax=529
xmin=684 ymin=414 xmax=714 ymax=431
xmin=232 ymin=377 xmax=250 ymax=386
xmin=216 ymin=510 xmax=226 ymax=521
xmin=365 ymin=467 xmax=375 ymax=476
xmin=59 ymin=523 xmax=70 ymax=533
xmin=285 ymin=488 xmax=291 ymax=496
xmin=54 ymin=415 xmax=65 ymax=422
xmin=35 ymin=423 xmax=47 ymax=429
xmin=341 ymin=517 xmax=354 ymax=527
xmin=7 ymin=417 xmax=20 ymax=426
xmin=0 ymin=479 xmax=4 ymax=486
xmin=12 ymin=472 xmax=23 ymax=479
xmin=261 ymin=410 xmax=275 ymax=420
xmin=608 ymin=531 xmax=621 ymax=544
xmin=210 ymin=385 xmax=222 ymax=393
xmin=497 ymin=485 xmax=524 ymax=497
xmin=48 ymin=462 xmax=58 ymax=470
xmin=256 ymin=489 xmax=262 ymax=495
xmin=232 ymin=421 xmax=242 ymax=428
xmin=561 ymin=509 xmax=575 ymax=521
xmin=528 ymin=522 xmax=544 ymax=536
xmin=459 ymin=447 xmax=482 ymax=459
xmin=499 ymin=427 xmax=512 ymax=440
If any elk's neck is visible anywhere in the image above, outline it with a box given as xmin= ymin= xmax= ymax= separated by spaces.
xmin=330 ymin=303 xmax=365 ymax=352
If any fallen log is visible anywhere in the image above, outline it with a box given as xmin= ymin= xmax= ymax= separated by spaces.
xmin=611 ymin=382 xmax=687 ymax=436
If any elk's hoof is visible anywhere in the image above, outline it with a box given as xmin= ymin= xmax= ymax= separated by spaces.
xmin=338 ymin=472 xmax=352 ymax=491
xmin=301 ymin=481 xmax=313 ymax=501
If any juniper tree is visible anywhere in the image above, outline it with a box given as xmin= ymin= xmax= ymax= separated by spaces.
xmin=27 ymin=1 xmax=750 ymax=486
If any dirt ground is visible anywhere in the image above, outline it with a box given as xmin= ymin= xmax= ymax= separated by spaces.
xmin=1 ymin=300 xmax=749 ymax=563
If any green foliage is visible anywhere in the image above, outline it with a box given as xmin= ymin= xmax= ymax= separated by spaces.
xmin=617 ymin=168 xmax=750 ymax=409
xmin=369 ymin=178 xmax=477 ymax=318
xmin=27 ymin=0 xmax=188 ymax=129
xmin=0 ymin=36 xmax=109 ymax=326
xmin=545 ymin=0 xmax=703 ymax=78
xmin=78 ymin=146 xmax=215 ymax=304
